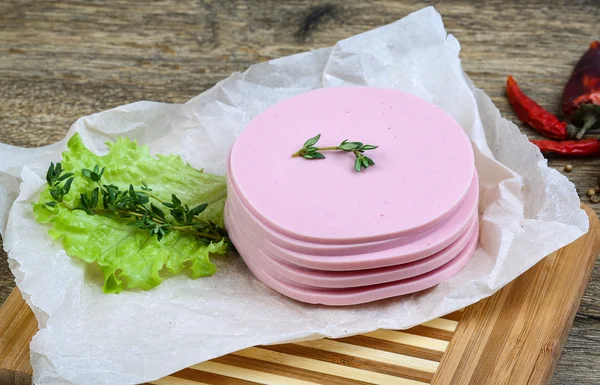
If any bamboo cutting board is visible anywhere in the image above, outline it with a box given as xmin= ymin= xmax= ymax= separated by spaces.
xmin=1 ymin=205 xmax=599 ymax=385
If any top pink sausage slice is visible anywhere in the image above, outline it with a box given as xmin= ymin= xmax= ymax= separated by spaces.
xmin=229 ymin=87 xmax=475 ymax=243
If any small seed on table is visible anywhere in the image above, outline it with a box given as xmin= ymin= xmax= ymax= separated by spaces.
xmin=591 ymin=195 xmax=600 ymax=203
xmin=586 ymin=188 xmax=596 ymax=197
xmin=564 ymin=164 xmax=573 ymax=172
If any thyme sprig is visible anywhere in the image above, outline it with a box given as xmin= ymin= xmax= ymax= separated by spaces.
xmin=44 ymin=162 xmax=227 ymax=243
xmin=292 ymin=133 xmax=378 ymax=172
xmin=45 ymin=162 xmax=75 ymax=204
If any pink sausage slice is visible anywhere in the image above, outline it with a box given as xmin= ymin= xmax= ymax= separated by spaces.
xmin=229 ymin=87 xmax=475 ymax=244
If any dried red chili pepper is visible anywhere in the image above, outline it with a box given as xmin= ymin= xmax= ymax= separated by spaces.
xmin=506 ymin=76 xmax=568 ymax=140
xmin=530 ymin=138 xmax=600 ymax=157
xmin=561 ymin=41 xmax=600 ymax=139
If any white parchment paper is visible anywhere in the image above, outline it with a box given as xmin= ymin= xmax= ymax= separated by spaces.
xmin=0 ymin=7 xmax=589 ymax=385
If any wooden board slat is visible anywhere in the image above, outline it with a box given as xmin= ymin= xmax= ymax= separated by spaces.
xmin=0 ymin=289 xmax=35 ymax=385
xmin=0 ymin=205 xmax=598 ymax=385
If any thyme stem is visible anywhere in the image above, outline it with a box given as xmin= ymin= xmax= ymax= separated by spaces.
xmin=292 ymin=146 xmax=339 ymax=157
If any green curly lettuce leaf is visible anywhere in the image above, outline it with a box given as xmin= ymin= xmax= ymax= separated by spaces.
xmin=33 ymin=133 xmax=228 ymax=293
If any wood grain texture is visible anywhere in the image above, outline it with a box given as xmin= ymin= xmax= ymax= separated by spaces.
xmin=0 ymin=0 xmax=599 ymax=383
xmin=0 ymin=290 xmax=35 ymax=385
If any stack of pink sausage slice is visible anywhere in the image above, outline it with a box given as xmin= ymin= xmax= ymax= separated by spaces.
xmin=225 ymin=87 xmax=479 ymax=306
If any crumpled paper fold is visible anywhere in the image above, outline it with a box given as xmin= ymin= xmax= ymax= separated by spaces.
xmin=0 ymin=7 xmax=588 ymax=385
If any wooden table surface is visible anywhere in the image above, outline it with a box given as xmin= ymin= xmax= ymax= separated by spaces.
xmin=0 ymin=0 xmax=598 ymax=383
